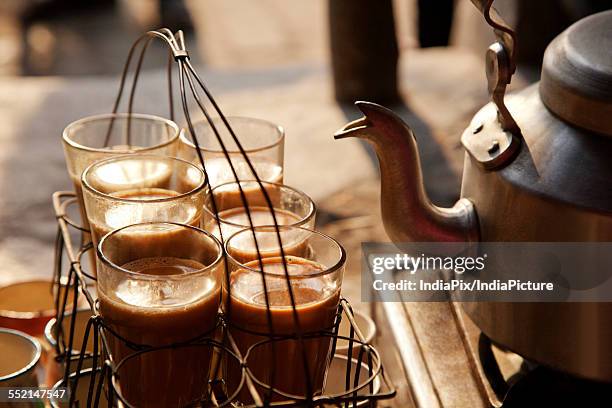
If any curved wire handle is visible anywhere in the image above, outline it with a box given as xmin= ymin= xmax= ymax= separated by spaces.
xmin=107 ymin=28 xmax=315 ymax=404
xmin=470 ymin=0 xmax=520 ymax=134
xmin=470 ymin=0 xmax=516 ymax=71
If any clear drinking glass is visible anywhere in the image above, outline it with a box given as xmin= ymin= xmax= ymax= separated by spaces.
xmin=202 ymin=180 xmax=316 ymax=245
xmin=178 ymin=116 xmax=284 ymax=188
xmin=63 ymin=113 xmax=181 ymax=228
xmin=81 ymin=154 xmax=207 ymax=249
xmin=224 ymin=226 xmax=346 ymax=401
xmin=97 ymin=222 xmax=223 ymax=407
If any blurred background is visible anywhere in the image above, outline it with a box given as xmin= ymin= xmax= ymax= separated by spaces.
xmin=0 ymin=0 xmax=609 ymax=298
xmin=2 ymin=0 xmax=609 ymax=76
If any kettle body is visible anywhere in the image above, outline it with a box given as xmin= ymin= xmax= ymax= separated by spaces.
xmin=335 ymin=7 xmax=612 ymax=381
xmin=461 ymin=84 xmax=612 ymax=381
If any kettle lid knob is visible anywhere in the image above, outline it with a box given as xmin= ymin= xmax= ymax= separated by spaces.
xmin=540 ymin=10 xmax=612 ymax=136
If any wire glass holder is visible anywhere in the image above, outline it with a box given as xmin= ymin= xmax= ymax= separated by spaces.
xmin=51 ymin=28 xmax=396 ymax=407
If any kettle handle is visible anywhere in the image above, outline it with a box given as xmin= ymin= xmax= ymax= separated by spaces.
xmin=469 ymin=0 xmax=516 ymax=73
xmin=469 ymin=0 xmax=521 ymax=135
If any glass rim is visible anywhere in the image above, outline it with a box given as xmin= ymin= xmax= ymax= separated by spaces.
xmin=0 ymin=328 xmax=42 ymax=381
xmin=224 ymin=225 xmax=346 ymax=279
xmin=62 ymin=112 xmax=181 ymax=154
xmin=81 ymin=154 xmax=207 ymax=204
xmin=204 ymin=180 xmax=317 ymax=229
xmin=180 ymin=116 xmax=285 ymax=154
xmin=97 ymin=221 xmax=224 ymax=279
xmin=43 ymin=307 xmax=92 ymax=350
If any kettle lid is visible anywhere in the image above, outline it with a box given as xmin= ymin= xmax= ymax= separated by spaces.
xmin=540 ymin=10 xmax=612 ymax=136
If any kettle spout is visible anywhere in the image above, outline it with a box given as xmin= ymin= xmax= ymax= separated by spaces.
xmin=335 ymin=101 xmax=479 ymax=245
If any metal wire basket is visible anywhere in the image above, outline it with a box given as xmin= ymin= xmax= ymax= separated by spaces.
xmin=50 ymin=29 xmax=395 ymax=407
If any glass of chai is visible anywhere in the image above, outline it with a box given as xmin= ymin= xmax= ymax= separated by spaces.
xmin=178 ymin=116 xmax=284 ymax=189
xmin=202 ymin=180 xmax=316 ymax=250
xmin=63 ymin=113 xmax=180 ymax=270
xmin=81 ymin=154 xmax=207 ymax=252
xmin=97 ymin=222 xmax=223 ymax=408
xmin=224 ymin=226 xmax=345 ymax=402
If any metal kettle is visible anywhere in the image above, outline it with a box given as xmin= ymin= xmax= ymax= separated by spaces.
xmin=334 ymin=1 xmax=612 ymax=381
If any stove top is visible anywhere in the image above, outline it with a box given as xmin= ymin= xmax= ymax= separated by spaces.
xmin=502 ymin=364 xmax=609 ymax=407
xmin=373 ymin=301 xmax=611 ymax=407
